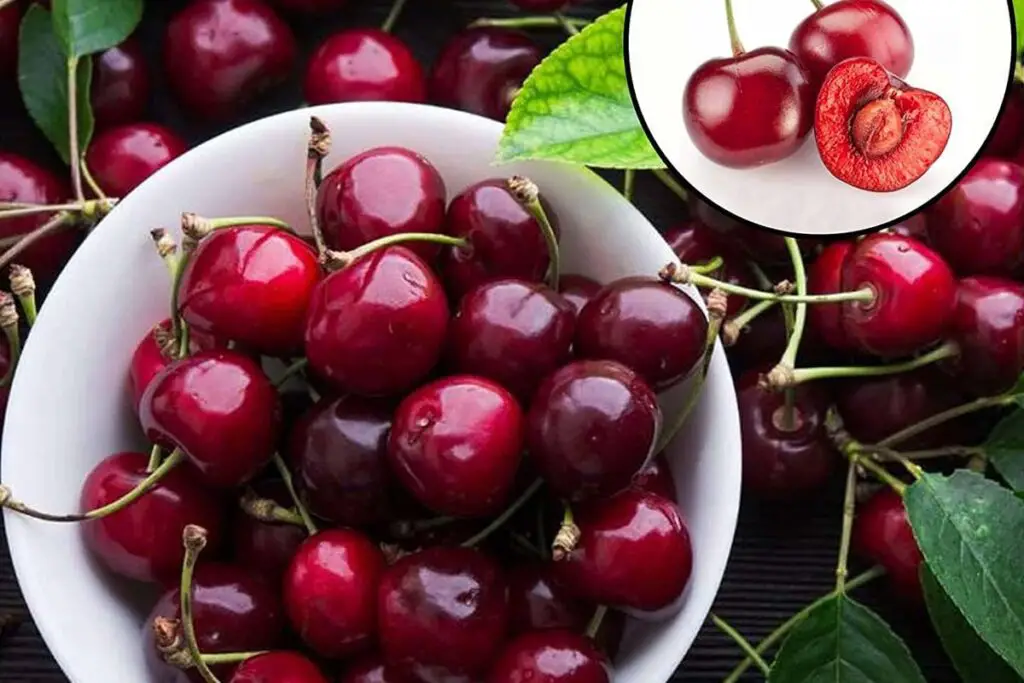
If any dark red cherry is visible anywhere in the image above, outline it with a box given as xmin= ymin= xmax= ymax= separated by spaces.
xmin=304 ymin=246 xmax=449 ymax=396
xmin=488 ymin=630 xmax=610 ymax=683
xmin=85 ymin=123 xmax=187 ymax=197
xmin=807 ymin=241 xmax=860 ymax=353
xmin=840 ymin=233 xmax=956 ymax=357
xmin=388 ymin=375 xmax=524 ymax=517
xmin=430 ymin=27 xmax=542 ymax=120
xmin=269 ymin=0 xmax=346 ymax=12
xmin=889 ymin=212 xmax=929 ymax=242
xmin=632 ymin=451 xmax=677 ymax=501
xmin=691 ymin=197 xmax=825 ymax=265
xmin=229 ymin=652 xmax=328 ymax=683
xmin=447 ymin=279 xmax=575 ymax=402
xmin=551 ymin=489 xmax=692 ymax=612
xmin=736 ymin=370 xmax=835 ymax=499
xmin=80 ymin=451 xmax=225 ymax=584
xmin=339 ymin=652 xmax=396 ymax=683
xmin=944 ymin=276 xmax=1024 ymax=396
xmin=304 ymin=29 xmax=426 ymax=105
xmin=164 ymin=0 xmax=297 ymax=120
xmin=986 ymin=86 xmax=1024 ymax=157
xmin=440 ymin=179 xmax=556 ymax=299
xmin=378 ymin=546 xmax=509 ymax=681
xmin=575 ymin=277 xmax=708 ymax=391
xmin=231 ymin=480 xmax=306 ymax=583
xmin=317 ymin=147 xmax=446 ymax=261
xmin=558 ymin=274 xmax=601 ymax=317
xmin=0 ymin=3 xmax=19 ymax=83
xmin=927 ymin=159 xmax=1024 ymax=277
xmin=140 ymin=349 xmax=281 ymax=488
xmin=528 ymin=359 xmax=661 ymax=501
xmin=663 ymin=221 xmax=753 ymax=316
xmin=507 ymin=564 xmax=591 ymax=636
xmin=284 ymin=529 xmax=385 ymax=659
xmin=128 ymin=318 xmax=222 ymax=415
xmin=178 ymin=224 xmax=320 ymax=357
xmin=853 ymin=488 xmax=922 ymax=601
xmin=91 ymin=36 xmax=150 ymax=129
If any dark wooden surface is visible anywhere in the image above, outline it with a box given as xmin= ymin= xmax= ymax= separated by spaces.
xmin=0 ymin=0 xmax=958 ymax=680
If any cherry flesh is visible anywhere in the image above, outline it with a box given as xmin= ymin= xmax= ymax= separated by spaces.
xmin=388 ymin=375 xmax=524 ymax=517
xmin=663 ymin=221 xmax=753 ymax=316
xmin=430 ymin=27 xmax=542 ymax=120
xmin=852 ymin=488 xmax=922 ymax=601
xmin=91 ymin=36 xmax=150 ymax=129
xmin=304 ymin=246 xmax=449 ymax=396
xmin=632 ymin=451 xmax=677 ymax=501
xmin=163 ymin=0 xmax=297 ymax=121
xmin=229 ymin=652 xmax=328 ymax=683
xmin=178 ymin=224 xmax=320 ymax=357
xmin=85 ymin=123 xmax=188 ymax=197
xmin=284 ymin=529 xmax=385 ymax=659
xmin=558 ymin=274 xmax=602 ymax=317
xmin=488 ymin=630 xmax=610 ymax=683
xmin=231 ymin=480 xmax=306 ymax=582
xmin=807 ymin=241 xmax=860 ymax=353
xmin=986 ymin=86 xmax=1024 ymax=157
xmin=339 ymin=653 xmax=395 ymax=683
xmin=0 ymin=3 xmax=19 ymax=84
xmin=945 ymin=276 xmax=1024 ymax=397
xmin=507 ymin=564 xmax=591 ymax=636
xmin=140 ymin=349 xmax=281 ymax=488
xmin=317 ymin=147 xmax=447 ymax=261
xmin=305 ymin=29 xmax=426 ymax=105
xmin=128 ymin=318 xmax=221 ymax=415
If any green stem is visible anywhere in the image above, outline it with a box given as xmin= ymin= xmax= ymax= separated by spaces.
xmin=201 ymin=652 xmax=266 ymax=666
xmin=306 ymin=117 xmax=331 ymax=258
xmin=779 ymin=238 xmax=807 ymax=369
xmin=462 ymin=479 xmax=543 ymax=548
xmin=169 ymin=251 xmax=190 ymax=359
xmin=1016 ymin=61 xmax=1024 ymax=84
xmin=712 ymin=614 xmax=769 ymax=676
xmin=67 ymin=56 xmax=84 ymax=202
xmin=17 ymin=294 xmax=36 ymax=327
xmin=880 ymin=445 xmax=983 ymax=461
xmin=622 ymin=170 xmax=636 ymax=203
xmin=272 ymin=454 xmax=317 ymax=535
xmin=180 ymin=526 xmax=221 ymax=683
xmin=789 ymin=341 xmax=959 ymax=386
xmin=0 ymin=314 xmax=21 ymax=389
xmin=380 ymin=0 xmax=408 ymax=32
xmin=0 ymin=203 xmax=86 ymax=219
xmin=723 ymin=0 xmax=744 ymax=56
xmin=337 ymin=233 xmax=469 ymax=269
xmin=835 ymin=460 xmax=857 ymax=593
xmin=875 ymin=394 xmax=1016 ymax=449
xmin=689 ymin=256 xmax=723 ymax=276
xmin=655 ymin=311 xmax=723 ymax=452
xmin=240 ymin=492 xmax=305 ymax=526
xmin=0 ymin=213 xmax=72 ymax=273
xmin=852 ymin=454 xmax=907 ymax=496
xmin=145 ymin=444 xmax=164 ymax=474
xmin=469 ymin=16 xmax=590 ymax=29
xmin=678 ymin=269 xmax=873 ymax=304
xmin=273 ymin=358 xmax=309 ymax=389
xmin=80 ymin=159 xmax=107 ymax=200
xmin=555 ymin=13 xmax=581 ymax=35
xmin=724 ymin=298 xmax=775 ymax=336
xmin=507 ymin=177 xmax=560 ymax=289
xmin=652 ymin=169 xmax=688 ymax=202
xmin=586 ymin=605 xmax=608 ymax=640
xmin=809 ymin=0 xmax=824 ymax=9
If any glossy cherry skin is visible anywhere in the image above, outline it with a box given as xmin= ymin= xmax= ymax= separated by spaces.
xmin=178 ymin=224 xmax=320 ymax=356
xmin=807 ymin=241 xmax=860 ymax=353
xmin=140 ymin=349 xmax=281 ymax=488
xmin=840 ymin=233 xmax=956 ymax=357
xmin=575 ymin=277 xmax=707 ymax=391
xmin=430 ymin=27 xmax=542 ymax=120
xmin=229 ymin=652 xmax=328 ymax=683
xmin=339 ymin=653 xmax=395 ymax=683
xmin=507 ymin=564 xmax=591 ymax=636
xmin=378 ymin=546 xmax=509 ymax=682
xmin=305 ymin=29 xmax=426 ymax=105
xmin=0 ymin=2 xmax=19 ymax=83
xmin=304 ymin=246 xmax=450 ymax=396
xmin=284 ymin=529 xmax=385 ymax=659
xmin=528 ymin=360 xmax=661 ymax=501
xmin=80 ymin=451 xmax=225 ymax=584
xmin=663 ymin=221 xmax=752 ymax=316
xmin=632 ymin=451 xmax=677 ymax=501
xmin=91 ymin=36 xmax=150 ymax=129
xmin=488 ymin=630 xmax=610 ymax=683
xmin=551 ymin=489 xmax=692 ymax=613
xmin=927 ymin=159 xmax=1024 ymax=276
xmin=558 ymin=274 xmax=602 ymax=317
xmin=853 ymin=488 xmax=923 ymax=601
xmin=683 ymin=48 xmax=813 ymax=168
xmin=889 ymin=212 xmax=929 ymax=243
xmin=231 ymin=480 xmax=306 ymax=583
xmin=128 ymin=318 xmax=222 ymax=415
xmin=447 ymin=279 xmax=575 ymax=402
xmin=987 ymin=86 xmax=1024 ymax=157
xmin=945 ymin=276 xmax=1024 ymax=396
xmin=85 ymin=123 xmax=187 ymax=197
xmin=164 ymin=0 xmax=297 ymax=120
xmin=388 ymin=375 xmax=524 ymax=517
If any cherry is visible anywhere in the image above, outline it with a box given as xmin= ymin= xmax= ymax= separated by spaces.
xmin=736 ymin=370 xmax=835 ymax=499
xmin=528 ymin=359 xmax=661 ymax=501
xmin=551 ymin=489 xmax=692 ymax=612
xmin=440 ymin=179 xmax=556 ymax=299
xmin=140 ymin=349 xmax=281 ymax=488
xmin=128 ymin=318 xmax=222 ymax=415
xmin=304 ymin=246 xmax=449 ymax=396
xmin=284 ymin=529 xmax=385 ymax=659
xmin=663 ymin=221 xmax=754 ymax=316
xmin=80 ymin=451 xmax=225 ymax=584
xmin=0 ymin=2 xmax=19 ymax=84
xmin=840 ymin=233 xmax=956 ymax=357
xmin=85 ymin=123 xmax=187 ymax=197
xmin=388 ymin=375 xmax=524 ymax=517
xmin=789 ymin=0 xmax=914 ymax=95
xmin=163 ymin=0 xmax=297 ymax=121
xmin=304 ymin=29 xmax=426 ymax=105
xmin=632 ymin=451 xmax=677 ymax=501
xmin=889 ymin=211 xmax=929 ymax=242
xmin=339 ymin=653 xmax=395 ymax=683
xmin=231 ymin=481 xmax=306 ymax=582
xmin=91 ymin=36 xmax=150 ymax=130
xmin=229 ymin=652 xmax=328 ymax=683
xmin=507 ymin=563 xmax=591 ymax=636
xmin=269 ymin=0 xmax=346 ymax=12
xmin=815 ymin=57 xmax=951 ymax=192
xmin=852 ymin=488 xmax=922 ymax=601
xmin=378 ymin=546 xmax=509 ymax=682
xmin=927 ymin=159 xmax=1024 ymax=277
xmin=447 ymin=279 xmax=575 ymax=402
xmin=317 ymin=147 xmax=446 ymax=261
xmin=986 ymin=86 xmax=1024 ymax=157
xmin=178 ymin=224 xmax=320 ymax=357
xmin=430 ymin=27 xmax=542 ymax=120
xmin=488 ymin=630 xmax=610 ymax=683
xmin=807 ymin=240 xmax=860 ymax=353
xmin=574 ymin=277 xmax=707 ymax=391
xmin=558 ymin=274 xmax=601 ymax=317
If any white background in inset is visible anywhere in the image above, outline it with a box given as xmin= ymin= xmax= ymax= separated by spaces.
xmin=626 ymin=0 xmax=1013 ymax=235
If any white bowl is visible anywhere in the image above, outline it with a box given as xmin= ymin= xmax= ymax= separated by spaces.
xmin=2 ymin=102 xmax=741 ymax=683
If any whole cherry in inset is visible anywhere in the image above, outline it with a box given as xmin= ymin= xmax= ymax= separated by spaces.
xmin=430 ymin=27 xmax=542 ymax=120
xmin=304 ymin=30 xmax=426 ymax=105
xmin=663 ymin=220 xmax=753 ymax=316
xmin=229 ymin=652 xmax=329 ymax=683
xmin=815 ymin=57 xmax=951 ymax=192
xmin=528 ymin=360 xmax=661 ymax=501
xmin=378 ymin=546 xmax=509 ymax=682
xmin=558 ymin=274 xmax=601 ymax=317
xmin=85 ymin=123 xmax=187 ymax=197
xmin=91 ymin=36 xmax=150 ymax=129
xmin=488 ymin=630 xmax=610 ymax=683
xmin=853 ymin=488 xmax=922 ymax=601
xmin=388 ymin=375 xmax=524 ymax=517
xmin=807 ymin=240 xmax=860 ymax=353
xmin=339 ymin=653 xmax=395 ymax=683
xmin=632 ymin=451 xmax=677 ymax=501
xmin=507 ymin=564 xmax=591 ymax=636
xmin=128 ymin=318 xmax=221 ymax=415
xmin=163 ymin=0 xmax=297 ymax=120
xmin=231 ymin=480 xmax=306 ymax=582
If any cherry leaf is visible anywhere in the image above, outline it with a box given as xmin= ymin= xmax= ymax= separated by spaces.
xmin=983 ymin=410 xmax=1024 ymax=491
xmin=1015 ymin=0 xmax=1024 ymax=54
xmin=51 ymin=0 xmax=143 ymax=58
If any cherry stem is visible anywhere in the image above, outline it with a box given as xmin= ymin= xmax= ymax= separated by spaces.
xmin=509 ymin=531 xmax=544 ymax=558
xmin=273 ymin=357 xmax=309 ymax=389
xmin=380 ymin=0 xmax=408 ymax=32
xmin=555 ymin=13 xmax=580 ymax=36
xmin=779 ymin=238 xmax=807 ymax=370
xmin=585 ymin=605 xmax=608 ymax=641
xmin=469 ymin=16 xmax=590 ymax=30
xmin=834 ymin=460 xmax=857 ymax=593
xmin=181 ymin=214 xmax=292 ymax=249
xmin=0 ymin=202 xmax=89 ymax=219
xmin=145 ymin=444 xmax=164 ymax=474
xmin=81 ymin=159 xmax=107 ymax=200
xmin=328 ymin=232 xmax=469 ymax=271
xmin=711 ymin=614 xmax=770 ymax=676
xmin=809 ymin=0 xmax=824 ymax=9
xmin=652 ymin=169 xmax=688 ymax=203
xmin=0 ymin=294 xmax=21 ymax=389
xmin=0 ymin=212 xmax=73 ymax=273
xmin=389 ymin=515 xmax=456 ymax=539
xmin=150 ymin=229 xmax=180 ymax=278
xmin=201 ymin=652 xmax=266 ymax=666
xmin=787 ymin=341 xmax=960 ymax=386
xmin=9 ymin=265 xmax=36 ymax=327
xmin=168 ymin=249 xmax=190 ymax=360
xmin=306 ymin=117 xmax=332 ymax=260
xmin=875 ymin=445 xmax=983 ymax=462
xmin=851 ymin=453 xmax=907 ymax=496
xmin=551 ymin=502 xmax=581 ymax=560
xmin=622 ymin=170 xmax=636 ymax=203
xmin=689 ymin=256 xmax=723 ymax=275
xmin=660 ymin=263 xmax=874 ymax=304
xmin=240 ymin=490 xmax=305 ymax=526
xmin=66 ymin=55 xmax=85 ymax=202
xmin=723 ymin=0 xmax=744 ymax=56
xmin=722 ymin=299 xmax=776 ymax=346
xmin=507 ymin=176 xmax=560 ymax=289
xmin=875 ymin=394 xmax=1018 ymax=449
xmin=272 ymin=454 xmax=318 ymax=535
xmin=180 ymin=525 xmax=221 ymax=683
xmin=461 ymin=479 xmax=543 ymax=548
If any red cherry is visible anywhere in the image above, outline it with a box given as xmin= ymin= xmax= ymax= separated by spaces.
xmin=507 ymin=564 xmax=591 ymax=636
xmin=663 ymin=221 xmax=752 ymax=316
xmin=378 ymin=546 xmax=509 ymax=681
xmin=488 ymin=630 xmax=610 ymax=683
xmin=178 ymin=224 xmax=320 ymax=356
xmin=284 ymin=529 xmax=385 ymax=659
xmin=430 ymin=27 xmax=542 ymax=120
xmin=231 ymin=481 xmax=306 ymax=583
xmin=853 ymin=488 xmax=922 ymax=601
xmin=558 ymin=274 xmax=601 ymax=317
xmin=339 ymin=653 xmax=395 ymax=683
xmin=140 ymin=349 xmax=281 ymax=488
xmin=807 ymin=241 xmax=860 ymax=353
xmin=164 ymin=0 xmax=297 ymax=120
xmin=229 ymin=652 xmax=328 ymax=683
xmin=128 ymin=319 xmax=223 ymax=416
xmin=304 ymin=29 xmax=426 ymax=105
xmin=91 ymin=36 xmax=150 ymax=130
xmin=304 ymin=247 xmax=449 ymax=396
xmin=269 ymin=0 xmax=346 ymax=11
xmin=632 ymin=451 xmax=677 ymax=501
xmin=986 ymin=86 xmax=1024 ymax=157
xmin=945 ymin=276 xmax=1024 ymax=396
xmin=85 ymin=123 xmax=187 ymax=197
xmin=551 ymin=489 xmax=692 ymax=613
xmin=0 ymin=3 xmax=19 ymax=83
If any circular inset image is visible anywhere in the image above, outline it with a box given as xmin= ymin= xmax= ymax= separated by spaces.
xmin=626 ymin=0 xmax=1015 ymax=236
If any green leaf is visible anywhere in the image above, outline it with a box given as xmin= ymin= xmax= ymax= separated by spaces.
xmin=51 ymin=0 xmax=143 ymax=58
xmin=921 ymin=564 xmax=1023 ymax=683
xmin=984 ymin=410 xmax=1024 ymax=490
xmin=905 ymin=470 xmax=1024 ymax=677
xmin=768 ymin=594 xmax=925 ymax=683
xmin=18 ymin=5 xmax=93 ymax=165
xmin=495 ymin=5 xmax=662 ymax=169
xmin=1015 ymin=0 xmax=1024 ymax=55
